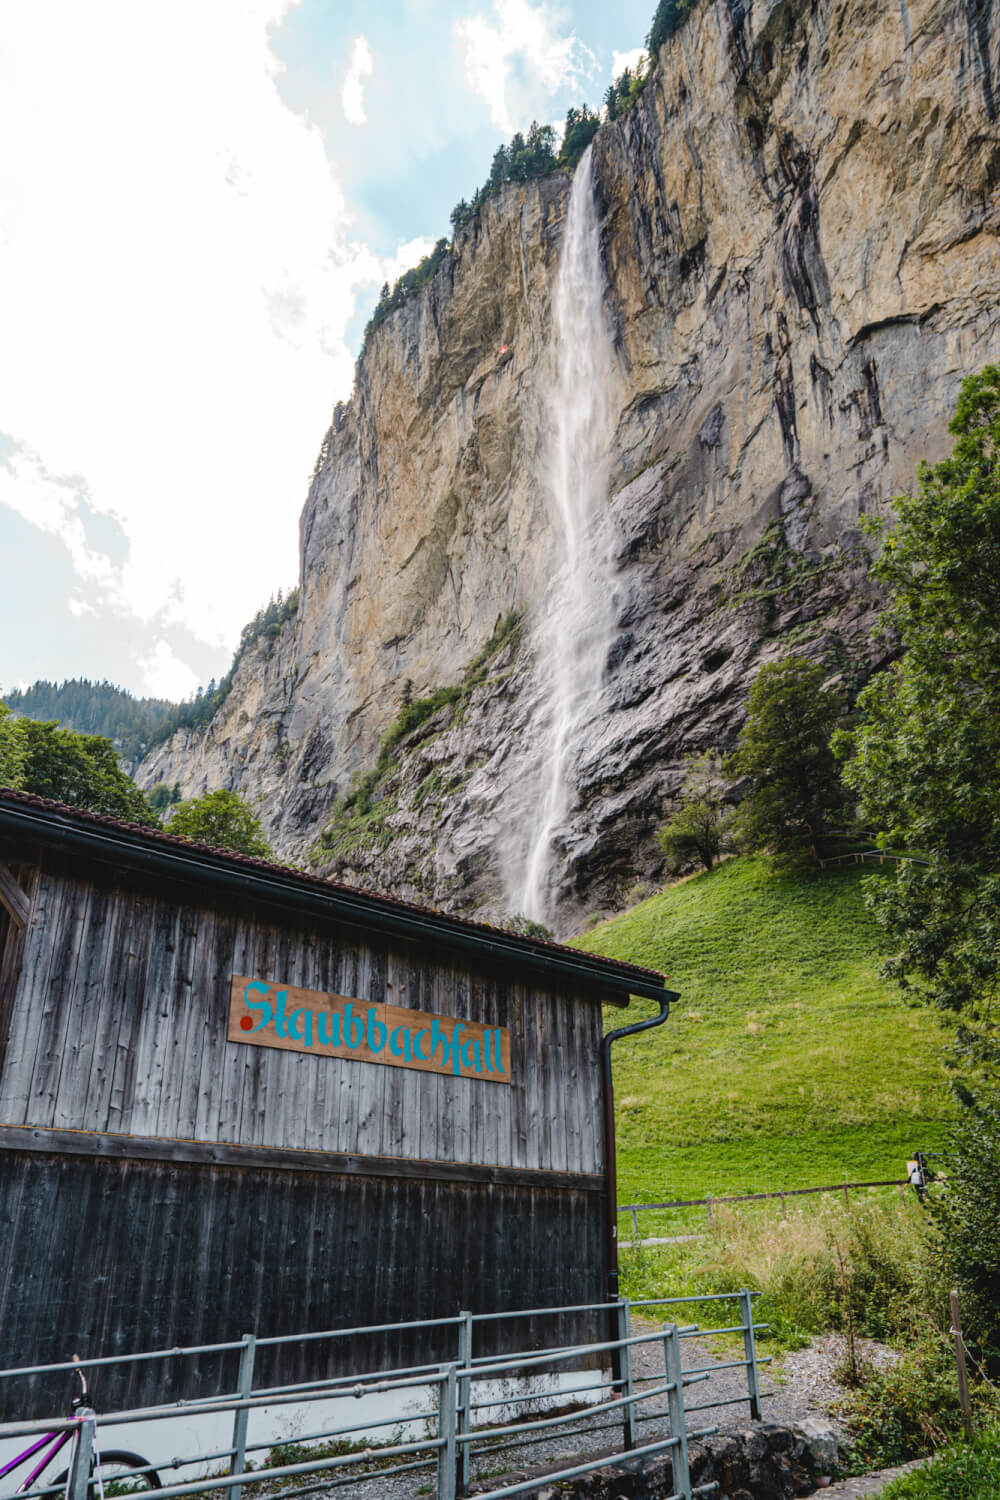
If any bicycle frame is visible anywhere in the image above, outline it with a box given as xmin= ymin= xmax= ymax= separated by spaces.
xmin=0 ymin=1426 xmax=73 ymax=1493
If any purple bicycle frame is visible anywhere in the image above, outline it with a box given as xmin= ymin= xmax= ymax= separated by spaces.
xmin=0 ymin=1424 xmax=76 ymax=1493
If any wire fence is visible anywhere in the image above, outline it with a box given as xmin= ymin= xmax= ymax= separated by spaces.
xmin=618 ymin=1178 xmax=912 ymax=1239
xmin=0 ymin=1292 xmax=772 ymax=1500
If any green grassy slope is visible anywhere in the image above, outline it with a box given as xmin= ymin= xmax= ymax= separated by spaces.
xmin=572 ymin=858 xmax=956 ymax=1204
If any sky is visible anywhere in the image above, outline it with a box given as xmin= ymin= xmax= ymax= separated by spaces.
xmin=0 ymin=1 xmax=652 ymax=701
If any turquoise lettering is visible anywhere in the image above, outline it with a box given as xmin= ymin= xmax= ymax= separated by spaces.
xmin=412 ymin=1027 xmax=430 ymax=1061
xmin=389 ymin=1024 xmax=412 ymax=1061
xmin=288 ymin=1007 xmax=314 ymax=1047
xmin=242 ymin=980 xmax=273 ymax=1034
xmin=450 ymin=1022 xmax=466 ymax=1075
xmin=316 ymin=1009 xmax=341 ymax=1047
xmin=491 ymin=1029 xmax=506 ymax=1075
xmin=343 ymin=1002 xmax=363 ymax=1049
xmin=272 ymin=987 xmax=291 ymax=1038
xmin=366 ymin=1007 xmax=387 ymax=1052
xmin=461 ymin=1037 xmax=484 ymax=1074
xmin=429 ymin=1018 xmax=453 ymax=1068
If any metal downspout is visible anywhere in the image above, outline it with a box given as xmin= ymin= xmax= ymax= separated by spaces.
xmin=602 ymin=991 xmax=677 ymax=1299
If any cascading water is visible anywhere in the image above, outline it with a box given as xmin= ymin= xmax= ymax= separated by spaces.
xmin=514 ymin=146 xmax=618 ymax=925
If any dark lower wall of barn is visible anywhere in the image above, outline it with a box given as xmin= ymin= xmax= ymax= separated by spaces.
xmin=0 ymin=1149 xmax=608 ymax=1420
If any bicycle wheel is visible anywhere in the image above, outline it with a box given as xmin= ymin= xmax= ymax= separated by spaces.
xmin=54 ymin=1450 xmax=161 ymax=1497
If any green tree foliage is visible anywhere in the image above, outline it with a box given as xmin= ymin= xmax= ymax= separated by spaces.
xmin=656 ymin=750 xmax=732 ymax=873
xmin=146 ymin=781 xmax=181 ymax=812
xmin=447 ymin=121 xmax=559 ymax=238
xmin=5 ymin=588 xmax=300 ymax=764
xmin=364 ymin=238 xmax=451 ymax=341
xmin=646 ymin=0 xmax=697 ymax=54
xmin=0 ymin=703 xmax=26 ymax=788
xmin=4 ymin=680 xmax=175 ymax=769
xmin=929 ymin=1097 xmax=1000 ymax=1369
xmin=168 ymin=789 xmax=273 ymax=858
xmin=727 ymin=657 xmax=847 ymax=858
xmin=558 ymin=105 xmax=601 ymax=168
xmin=15 ymin=719 xmax=159 ymax=825
xmin=149 ymin=587 xmax=301 ymax=747
xmin=604 ymin=58 xmax=652 ymax=122
xmin=838 ymin=365 xmax=1000 ymax=1019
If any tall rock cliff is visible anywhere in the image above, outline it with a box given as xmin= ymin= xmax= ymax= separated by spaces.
xmin=139 ymin=0 xmax=1000 ymax=933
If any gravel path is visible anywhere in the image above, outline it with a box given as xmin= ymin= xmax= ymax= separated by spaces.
xmin=307 ymin=1321 xmax=862 ymax=1500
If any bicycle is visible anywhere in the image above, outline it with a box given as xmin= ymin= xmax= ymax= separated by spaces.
xmin=0 ymin=1364 xmax=160 ymax=1499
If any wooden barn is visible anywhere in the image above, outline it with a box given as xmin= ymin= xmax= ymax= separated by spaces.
xmin=0 ymin=788 xmax=671 ymax=1418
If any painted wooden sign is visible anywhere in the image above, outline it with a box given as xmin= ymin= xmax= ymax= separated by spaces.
xmin=228 ymin=974 xmax=511 ymax=1083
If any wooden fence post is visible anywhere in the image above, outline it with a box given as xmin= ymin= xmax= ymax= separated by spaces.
xmin=950 ymin=1290 xmax=974 ymax=1440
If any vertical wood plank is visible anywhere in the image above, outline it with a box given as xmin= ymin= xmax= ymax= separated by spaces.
xmin=51 ymin=881 xmax=112 ymax=1130
xmin=193 ymin=907 xmax=238 ymax=1142
xmin=104 ymin=888 xmax=154 ymax=1134
xmin=21 ymin=872 xmax=80 ymax=1126
xmin=0 ymin=867 xmax=53 ymax=1121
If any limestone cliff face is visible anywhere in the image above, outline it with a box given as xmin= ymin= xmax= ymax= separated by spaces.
xmin=139 ymin=0 xmax=1000 ymax=932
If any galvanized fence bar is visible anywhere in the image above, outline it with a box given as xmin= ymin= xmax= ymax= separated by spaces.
xmin=230 ymin=1332 xmax=256 ymax=1500
xmin=0 ymin=1290 xmax=776 ymax=1500
xmin=437 ymin=1364 xmax=458 ymax=1500
xmin=470 ymin=1434 xmax=687 ymax=1500
xmin=96 ymin=1431 xmax=449 ymax=1500
xmin=255 ymin=1313 xmax=463 ymax=1347
xmin=618 ymin=1298 xmax=635 ymax=1451
xmin=663 ymin=1325 xmax=690 ymax=1500
xmin=739 ymin=1288 xmax=762 ymax=1421
xmin=456 ymin=1310 xmax=473 ymax=1498
xmin=459 ymin=1376 xmax=677 ymax=1448
xmin=0 ymin=1363 xmax=451 ymax=1442
xmin=66 ymin=1412 xmax=95 ymax=1500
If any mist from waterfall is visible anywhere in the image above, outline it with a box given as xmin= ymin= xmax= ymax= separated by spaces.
xmin=514 ymin=146 xmax=617 ymax=925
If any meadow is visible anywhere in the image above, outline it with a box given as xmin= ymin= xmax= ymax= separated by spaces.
xmin=573 ymin=858 xmax=956 ymax=1206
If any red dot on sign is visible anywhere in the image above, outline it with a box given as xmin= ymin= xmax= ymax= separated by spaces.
xmin=240 ymin=1015 xmax=254 ymax=1031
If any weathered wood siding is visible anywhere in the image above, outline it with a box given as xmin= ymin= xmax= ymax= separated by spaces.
xmin=0 ymin=854 xmax=605 ymax=1174
xmin=0 ymin=1150 xmax=605 ymax=1421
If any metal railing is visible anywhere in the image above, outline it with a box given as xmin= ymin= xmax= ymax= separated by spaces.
xmin=620 ymin=1178 xmax=910 ymax=1236
xmin=0 ymin=1292 xmax=772 ymax=1500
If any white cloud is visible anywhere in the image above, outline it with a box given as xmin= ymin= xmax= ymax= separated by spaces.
xmin=0 ymin=444 xmax=121 ymax=597
xmin=611 ymin=47 xmax=646 ymax=79
xmin=342 ymin=35 xmax=374 ymax=125
xmin=139 ymin=641 xmax=201 ymax=700
xmin=454 ymin=0 xmax=598 ymax=135
xmin=0 ymin=2 xmax=418 ymax=685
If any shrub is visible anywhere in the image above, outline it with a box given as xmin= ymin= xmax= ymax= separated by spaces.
xmin=837 ymin=1335 xmax=971 ymax=1472
xmin=880 ymin=1427 xmax=1000 ymax=1498
xmin=656 ymin=749 xmax=732 ymax=873
xmin=929 ymin=1100 xmax=1000 ymax=1373
xmin=168 ymin=789 xmax=272 ymax=858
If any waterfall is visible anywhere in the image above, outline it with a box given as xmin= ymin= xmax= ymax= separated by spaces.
xmin=515 ymin=146 xmax=617 ymax=924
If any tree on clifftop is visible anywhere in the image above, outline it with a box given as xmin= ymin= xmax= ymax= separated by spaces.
xmin=646 ymin=0 xmax=697 ymax=54
xmin=168 ymin=788 xmax=273 ymax=858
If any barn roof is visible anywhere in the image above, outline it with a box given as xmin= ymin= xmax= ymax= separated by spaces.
xmin=0 ymin=788 xmax=670 ymax=1003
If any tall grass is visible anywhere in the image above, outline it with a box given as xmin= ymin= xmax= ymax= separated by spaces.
xmin=621 ymin=1196 xmax=932 ymax=1351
